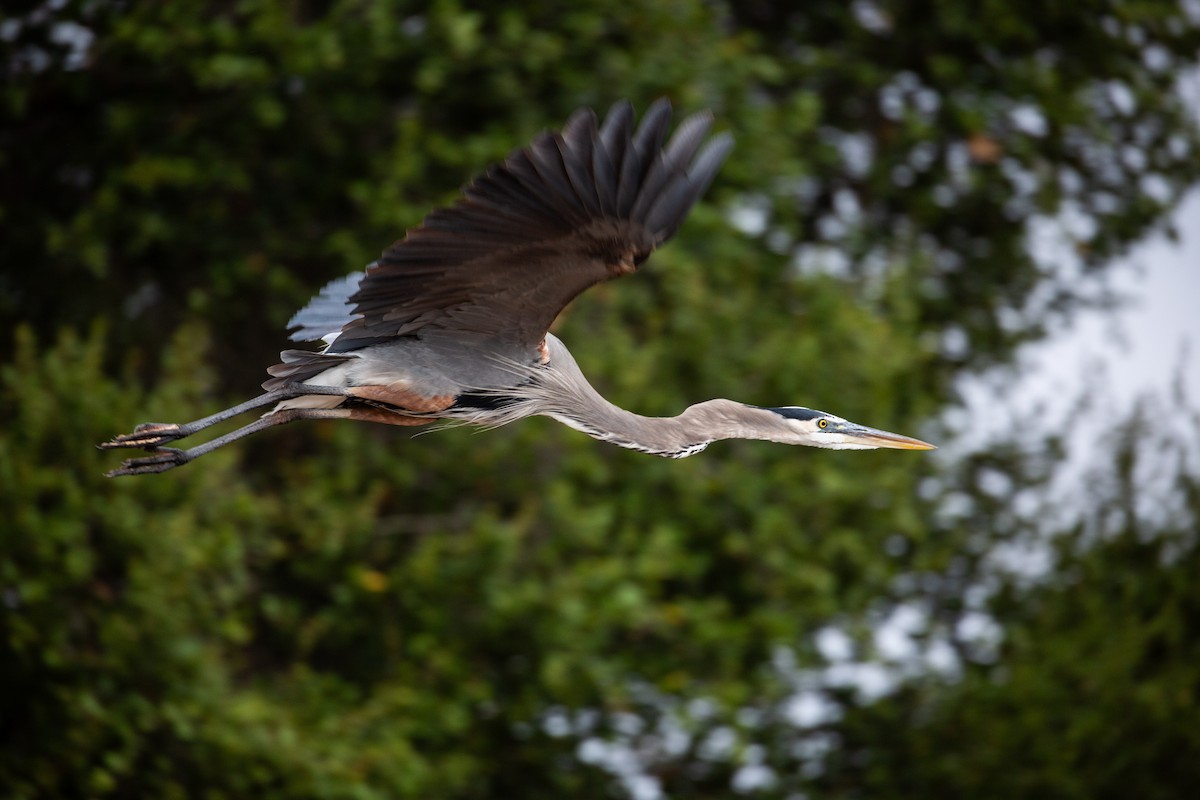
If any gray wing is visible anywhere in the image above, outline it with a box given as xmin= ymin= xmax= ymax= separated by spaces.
xmin=287 ymin=99 xmax=733 ymax=358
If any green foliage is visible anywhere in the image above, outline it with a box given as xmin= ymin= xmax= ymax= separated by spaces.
xmin=2 ymin=1 xmax=1200 ymax=798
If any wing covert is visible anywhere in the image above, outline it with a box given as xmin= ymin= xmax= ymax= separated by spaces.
xmin=295 ymin=100 xmax=732 ymax=356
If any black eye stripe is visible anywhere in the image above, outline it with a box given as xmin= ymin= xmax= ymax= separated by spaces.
xmin=765 ymin=406 xmax=824 ymax=421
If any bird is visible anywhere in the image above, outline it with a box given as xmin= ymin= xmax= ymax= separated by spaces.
xmin=101 ymin=99 xmax=933 ymax=477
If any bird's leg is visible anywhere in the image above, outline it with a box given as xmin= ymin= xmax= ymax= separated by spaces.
xmin=100 ymin=384 xmax=350 ymax=450
xmin=104 ymin=407 xmax=351 ymax=477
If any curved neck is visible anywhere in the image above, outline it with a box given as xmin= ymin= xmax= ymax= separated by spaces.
xmin=524 ymin=339 xmax=770 ymax=457
xmin=546 ymin=397 xmax=752 ymax=459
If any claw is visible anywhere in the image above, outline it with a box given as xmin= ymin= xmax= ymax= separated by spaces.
xmin=98 ymin=422 xmax=184 ymax=450
xmin=105 ymin=447 xmax=190 ymax=477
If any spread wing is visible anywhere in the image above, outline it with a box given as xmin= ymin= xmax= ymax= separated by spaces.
xmin=288 ymin=99 xmax=733 ymax=357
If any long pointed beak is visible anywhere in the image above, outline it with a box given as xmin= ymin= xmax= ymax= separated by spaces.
xmin=844 ymin=423 xmax=936 ymax=451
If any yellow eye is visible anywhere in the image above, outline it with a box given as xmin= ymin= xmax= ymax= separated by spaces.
xmin=818 ymin=418 xmax=828 ymax=429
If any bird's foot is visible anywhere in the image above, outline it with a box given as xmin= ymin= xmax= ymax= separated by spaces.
xmin=99 ymin=422 xmax=185 ymax=450
xmin=105 ymin=447 xmax=191 ymax=477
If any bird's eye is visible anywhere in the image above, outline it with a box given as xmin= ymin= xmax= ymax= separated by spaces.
xmin=818 ymin=418 xmax=828 ymax=429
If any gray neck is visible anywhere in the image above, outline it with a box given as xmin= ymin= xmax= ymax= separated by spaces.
xmin=546 ymin=397 xmax=754 ymax=459
xmin=507 ymin=337 xmax=777 ymax=459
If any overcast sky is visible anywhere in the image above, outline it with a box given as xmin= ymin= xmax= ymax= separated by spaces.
xmin=1024 ymin=70 xmax=1200 ymax=428
xmin=1026 ymin=190 xmax=1199 ymax=413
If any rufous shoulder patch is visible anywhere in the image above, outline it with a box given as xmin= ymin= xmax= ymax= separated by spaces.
xmin=348 ymin=383 xmax=456 ymax=413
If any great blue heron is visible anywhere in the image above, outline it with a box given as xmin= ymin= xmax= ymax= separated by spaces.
xmin=102 ymin=99 xmax=933 ymax=476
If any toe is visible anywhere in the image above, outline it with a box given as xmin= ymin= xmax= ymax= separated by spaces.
xmin=105 ymin=448 xmax=189 ymax=477
xmin=98 ymin=423 xmax=183 ymax=450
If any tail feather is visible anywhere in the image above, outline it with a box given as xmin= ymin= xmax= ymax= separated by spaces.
xmin=262 ymin=349 xmax=354 ymax=391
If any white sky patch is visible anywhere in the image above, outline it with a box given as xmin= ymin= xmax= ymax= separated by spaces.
xmin=814 ymin=625 xmax=855 ymax=662
xmin=577 ymin=737 xmax=664 ymax=800
xmin=1009 ymin=103 xmax=1048 ymax=137
xmin=873 ymin=602 xmax=925 ymax=661
xmin=727 ymin=197 xmax=770 ymax=236
xmin=784 ymin=691 xmax=844 ymax=728
xmin=49 ymin=19 xmax=93 ymax=70
xmin=732 ymin=763 xmax=777 ymax=793
xmin=822 ymin=661 xmax=896 ymax=701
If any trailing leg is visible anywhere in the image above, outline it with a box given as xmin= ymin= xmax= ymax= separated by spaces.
xmin=104 ymin=407 xmax=351 ymax=477
xmin=99 ymin=384 xmax=350 ymax=450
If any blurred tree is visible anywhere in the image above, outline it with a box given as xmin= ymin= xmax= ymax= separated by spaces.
xmin=2 ymin=1 xmax=1199 ymax=798
xmin=807 ymin=399 xmax=1200 ymax=800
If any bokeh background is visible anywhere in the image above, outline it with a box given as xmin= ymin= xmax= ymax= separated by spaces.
xmin=4 ymin=1 xmax=1200 ymax=797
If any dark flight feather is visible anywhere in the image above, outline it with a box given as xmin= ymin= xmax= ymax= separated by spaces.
xmin=617 ymin=99 xmax=671 ymax=215
xmin=276 ymin=100 xmax=733 ymax=374
xmin=631 ymin=112 xmax=713 ymax=226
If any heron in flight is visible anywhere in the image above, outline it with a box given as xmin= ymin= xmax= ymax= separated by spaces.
xmin=102 ymin=100 xmax=933 ymax=476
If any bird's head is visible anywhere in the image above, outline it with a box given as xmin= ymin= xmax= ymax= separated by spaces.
xmin=758 ymin=405 xmax=935 ymax=451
